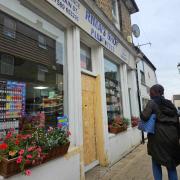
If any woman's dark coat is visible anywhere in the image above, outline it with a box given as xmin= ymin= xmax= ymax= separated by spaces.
xmin=141 ymin=98 xmax=180 ymax=168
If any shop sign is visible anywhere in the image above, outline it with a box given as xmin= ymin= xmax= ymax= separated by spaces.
xmin=46 ymin=0 xmax=81 ymax=22
xmin=46 ymin=0 xmax=129 ymax=61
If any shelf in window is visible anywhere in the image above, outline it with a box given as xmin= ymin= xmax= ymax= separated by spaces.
xmin=43 ymin=104 xmax=62 ymax=108
xmin=107 ymin=110 xmax=120 ymax=113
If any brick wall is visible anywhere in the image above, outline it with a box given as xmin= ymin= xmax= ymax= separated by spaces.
xmin=95 ymin=0 xmax=113 ymax=20
xmin=119 ymin=0 xmax=132 ymax=40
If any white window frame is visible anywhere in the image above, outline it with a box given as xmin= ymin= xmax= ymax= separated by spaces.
xmin=3 ymin=16 xmax=16 ymax=39
xmin=38 ymin=34 xmax=47 ymax=49
xmin=0 ymin=54 xmax=14 ymax=75
xmin=111 ymin=0 xmax=120 ymax=30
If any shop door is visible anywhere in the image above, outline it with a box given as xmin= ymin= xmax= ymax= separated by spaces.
xmin=81 ymin=74 xmax=97 ymax=166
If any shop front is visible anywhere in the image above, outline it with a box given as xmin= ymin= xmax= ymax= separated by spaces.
xmin=0 ymin=0 xmax=141 ymax=179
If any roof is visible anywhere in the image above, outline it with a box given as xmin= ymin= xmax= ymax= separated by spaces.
xmin=135 ymin=47 xmax=156 ymax=71
xmin=122 ymin=0 xmax=139 ymax=14
xmin=173 ymin=95 xmax=180 ymax=100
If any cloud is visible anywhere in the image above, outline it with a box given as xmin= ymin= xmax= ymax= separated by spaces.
xmin=132 ymin=0 xmax=180 ymax=99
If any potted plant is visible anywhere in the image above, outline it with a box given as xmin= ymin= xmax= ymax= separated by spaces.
xmin=131 ymin=116 xmax=139 ymax=127
xmin=122 ymin=117 xmax=130 ymax=130
xmin=108 ymin=116 xmax=125 ymax=134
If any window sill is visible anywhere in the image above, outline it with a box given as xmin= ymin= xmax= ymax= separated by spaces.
xmin=81 ymin=69 xmax=97 ymax=77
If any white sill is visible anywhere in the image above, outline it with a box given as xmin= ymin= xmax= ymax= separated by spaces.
xmin=81 ymin=69 xmax=97 ymax=77
xmin=108 ymin=127 xmax=132 ymax=138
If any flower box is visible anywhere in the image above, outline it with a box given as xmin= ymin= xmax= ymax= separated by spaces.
xmin=45 ymin=142 xmax=70 ymax=161
xmin=108 ymin=125 xmax=127 ymax=134
xmin=0 ymin=142 xmax=70 ymax=178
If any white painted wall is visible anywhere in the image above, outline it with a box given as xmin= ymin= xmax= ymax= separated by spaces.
xmin=2 ymin=154 xmax=80 ymax=180
xmin=109 ymin=128 xmax=141 ymax=165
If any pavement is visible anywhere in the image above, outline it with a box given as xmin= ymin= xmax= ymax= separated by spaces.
xmin=86 ymin=143 xmax=180 ymax=180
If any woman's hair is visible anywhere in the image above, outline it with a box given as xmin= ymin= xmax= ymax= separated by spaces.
xmin=150 ymin=84 xmax=164 ymax=96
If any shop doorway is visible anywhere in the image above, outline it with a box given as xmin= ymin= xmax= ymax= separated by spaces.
xmin=81 ymin=74 xmax=98 ymax=169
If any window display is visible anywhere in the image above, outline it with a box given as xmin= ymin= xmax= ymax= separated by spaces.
xmin=0 ymin=12 xmax=65 ymax=136
xmin=104 ymin=58 xmax=122 ymax=123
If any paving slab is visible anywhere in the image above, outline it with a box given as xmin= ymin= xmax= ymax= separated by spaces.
xmin=86 ymin=144 xmax=180 ymax=180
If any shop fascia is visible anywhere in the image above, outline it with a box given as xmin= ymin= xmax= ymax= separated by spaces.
xmin=46 ymin=0 xmax=129 ymax=62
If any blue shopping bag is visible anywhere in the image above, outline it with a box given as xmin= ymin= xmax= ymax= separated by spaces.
xmin=138 ymin=114 xmax=156 ymax=134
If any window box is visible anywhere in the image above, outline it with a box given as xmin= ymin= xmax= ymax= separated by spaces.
xmin=0 ymin=126 xmax=70 ymax=178
xmin=0 ymin=142 xmax=70 ymax=178
xmin=108 ymin=124 xmax=127 ymax=134
xmin=108 ymin=116 xmax=129 ymax=134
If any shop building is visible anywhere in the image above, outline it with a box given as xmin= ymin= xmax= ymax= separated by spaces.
xmin=173 ymin=95 xmax=180 ymax=111
xmin=0 ymin=0 xmax=141 ymax=179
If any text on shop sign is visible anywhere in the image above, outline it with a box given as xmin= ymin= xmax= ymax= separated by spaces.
xmin=47 ymin=0 xmax=80 ymax=22
xmin=85 ymin=9 xmax=119 ymax=52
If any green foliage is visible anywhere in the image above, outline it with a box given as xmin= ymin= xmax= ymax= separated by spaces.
xmin=122 ymin=117 xmax=130 ymax=126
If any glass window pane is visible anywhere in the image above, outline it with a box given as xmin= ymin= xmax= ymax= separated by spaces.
xmin=80 ymin=43 xmax=92 ymax=71
xmin=104 ymin=58 xmax=123 ymax=124
xmin=0 ymin=17 xmax=65 ymax=133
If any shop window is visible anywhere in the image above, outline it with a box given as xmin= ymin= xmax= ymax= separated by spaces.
xmin=38 ymin=35 xmax=47 ymax=49
xmin=80 ymin=43 xmax=92 ymax=71
xmin=0 ymin=54 xmax=14 ymax=75
xmin=0 ymin=34 xmax=65 ymax=133
xmin=3 ymin=16 xmax=16 ymax=38
xmin=104 ymin=58 xmax=122 ymax=123
xmin=140 ymin=70 xmax=145 ymax=85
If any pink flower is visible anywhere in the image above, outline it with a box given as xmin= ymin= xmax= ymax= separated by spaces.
xmin=28 ymin=147 xmax=34 ymax=152
xmin=16 ymin=156 xmax=22 ymax=164
xmin=67 ymin=131 xmax=71 ymax=136
xmin=58 ymin=123 xmax=62 ymax=128
xmin=25 ymin=160 xmax=31 ymax=165
xmin=37 ymin=147 xmax=42 ymax=153
xmin=25 ymin=169 xmax=32 ymax=176
xmin=48 ymin=126 xmax=53 ymax=132
xmin=5 ymin=132 xmax=12 ymax=139
xmin=26 ymin=154 xmax=33 ymax=159
xmin=19 ymin=149 xmax=25 ymax=155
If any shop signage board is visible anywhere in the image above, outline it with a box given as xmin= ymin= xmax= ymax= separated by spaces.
xmin=46 ymin=0 xmax=129 ymax=62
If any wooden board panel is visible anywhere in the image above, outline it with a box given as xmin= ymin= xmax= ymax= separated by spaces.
xmin=82 ymin=74 xmax=97 ymax=166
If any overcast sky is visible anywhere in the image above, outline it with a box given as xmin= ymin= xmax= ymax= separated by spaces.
xmin=131 ymin=0 xmax=180 ymax=100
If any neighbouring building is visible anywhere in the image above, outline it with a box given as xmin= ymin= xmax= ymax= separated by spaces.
xmin=173 ymin=95 xmax=180 ymax=111
xmin=136 ymin=47 xmax=157 ymax=110
xmin=0 ymin=0 xmax=142 ymax=179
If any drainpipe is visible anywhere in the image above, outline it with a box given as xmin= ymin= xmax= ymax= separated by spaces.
xmin=135 ymin=63 xmax=145 ymax=144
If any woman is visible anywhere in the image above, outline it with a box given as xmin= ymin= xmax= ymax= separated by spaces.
xmin=141 ymin=84 xmax=180 ymax=180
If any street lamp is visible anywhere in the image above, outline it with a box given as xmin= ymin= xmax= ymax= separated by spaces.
xmin=178 ymin=63 xmax=180 ymax=73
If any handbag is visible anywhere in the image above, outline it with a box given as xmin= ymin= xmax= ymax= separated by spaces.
xmin=138 ymin=114 xmax=156 ymax=134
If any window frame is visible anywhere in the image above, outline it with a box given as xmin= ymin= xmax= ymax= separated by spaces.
xmin=80 ymin=42 xmax=92 ymax=72
xmin=3 ymin=16 xmax=16 ymax=39
xmin=38 ymin=34 xmax=47 ymax=49
xmin=0 ymin=54 xmax=14 ymax=76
